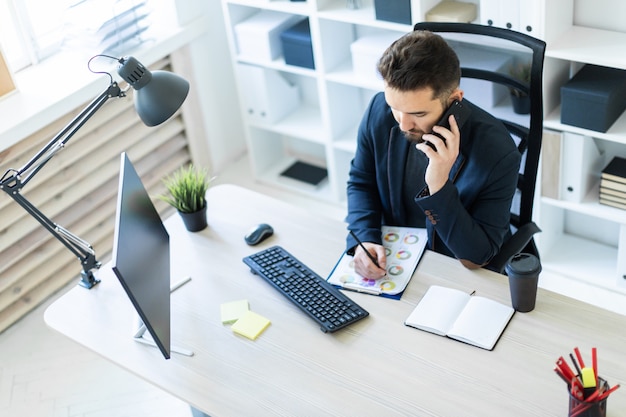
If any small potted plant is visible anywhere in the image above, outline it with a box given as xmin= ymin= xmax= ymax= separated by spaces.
xmin=159 ymin=164 xmax=214 ymax=232
xmin=509 ymin=61 xmax=531 ymax=115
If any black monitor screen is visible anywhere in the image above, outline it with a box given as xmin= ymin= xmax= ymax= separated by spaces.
xmin=112 ymin=152 xmax=171 ymax=359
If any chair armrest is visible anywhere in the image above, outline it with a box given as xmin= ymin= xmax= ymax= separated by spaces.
xmin=487 ymin=222 xmax=542 ymax=274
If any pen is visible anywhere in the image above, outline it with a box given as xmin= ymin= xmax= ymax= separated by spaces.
xmin=349 ymin=230 xmax=385 ymax=272
xmin=569 ymin=353 xmax=582 ymax=377
xmin=170 ymin=276 xmax=192 ymax=292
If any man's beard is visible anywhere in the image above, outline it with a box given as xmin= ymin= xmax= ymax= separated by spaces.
xmin=402 ymin=130 xmax=425 ymax=143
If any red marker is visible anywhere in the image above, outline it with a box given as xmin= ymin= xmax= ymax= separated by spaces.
xmin=591 ymin=347 xmax=598 ymax=386
xmin=574 ymin=346 xmax=586 ymax=368
xmin=597 ymin=383 xmax=621 ymax=401
xmin=557 ymin=356 xmax=576 ymax=381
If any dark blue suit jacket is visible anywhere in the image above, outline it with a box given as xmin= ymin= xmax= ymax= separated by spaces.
xmin=346 ymin=92 xmax=521 ymax=266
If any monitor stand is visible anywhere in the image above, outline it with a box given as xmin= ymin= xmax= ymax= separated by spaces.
xmin=132 ymin=276 xmax=194 ymax=357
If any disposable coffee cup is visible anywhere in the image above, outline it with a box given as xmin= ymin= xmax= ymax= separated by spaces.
xmin=505 ymin=253 xmax=541 ymax=312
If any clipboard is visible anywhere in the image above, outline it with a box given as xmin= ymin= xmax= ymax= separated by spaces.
xmin=327 ymin=226 xmax=427 ymax=300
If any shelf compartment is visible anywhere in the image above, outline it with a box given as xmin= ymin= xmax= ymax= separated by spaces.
xmin=546 ymin=26 xmax=626 ymax=71
xmin=537 ymin=193 xmax=626 ymax=296
xmin=235 ymin=63 xmax=301 ymax=125
xmin=325 ymin=82 xmax=377 ymax=139
xmin=235 ymin=66 xmax=326 ymax=143
xmin=540 ymin=180 xmax=626 ymax=225
xmin=249 ymin=103 xmax=326 ymax=143
xmin=317 ymin=17 xmax=405 ymax=79
xmin=325 ymin=59 xmax=384 ymax=91
xmin=227 ymin=3 xmax=311 ymax=70
xmin=545 ymin=105 xmax=626 ymax=145
xmin=238 ymin=54 xmax=317 ymax=76
xmin=540 ymin=233 xmax=626 ymax=295
xmin=247 ymin=129 xmax=333 ymax=201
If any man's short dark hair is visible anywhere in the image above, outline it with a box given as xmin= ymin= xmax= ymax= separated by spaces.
xmin=377 ymin=31 xmax=461 ymax=100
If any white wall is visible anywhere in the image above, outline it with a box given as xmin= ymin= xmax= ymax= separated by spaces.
xmin=173 ymin=0 xmax=246 ymax=174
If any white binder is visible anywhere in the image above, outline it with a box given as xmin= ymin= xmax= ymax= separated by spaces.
xmin=236 ymin=63 xmax=300 ymax=125
xmin=519 ymin=0 xmax=544 ymax=39
xmin=560 ymin=132 xmax=605 ymax=203
xmin=499 ymin=0 xmax=520 ymax=31
xmin=480 ymin=0 xmax=501 ymax=27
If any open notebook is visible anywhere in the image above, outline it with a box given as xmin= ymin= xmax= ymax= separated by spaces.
xmin=405 ymin=285 xmax=514 ymax=350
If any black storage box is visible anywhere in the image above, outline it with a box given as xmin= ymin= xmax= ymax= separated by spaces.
xmin=561 ymin=64 xmax=626 ymax=132
xmin=374 ymin=0 xmax=412 ymax=25
xmin=280 ymin=19 xmax=314 ymax=69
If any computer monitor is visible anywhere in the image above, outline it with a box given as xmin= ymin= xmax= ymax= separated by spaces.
xmin=112 ymin=152 xmax=172 ymax=359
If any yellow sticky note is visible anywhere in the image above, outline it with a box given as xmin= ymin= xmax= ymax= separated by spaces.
xmin=231 ymin=311 xmax=271 ymax=340
xmin=220 ymin=300 xmax=250 ymax=324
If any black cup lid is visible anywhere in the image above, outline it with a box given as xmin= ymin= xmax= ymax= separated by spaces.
xmin=505 ymin=253 xmax=542 ymax=276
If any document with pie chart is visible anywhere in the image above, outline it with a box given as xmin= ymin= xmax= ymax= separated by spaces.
xmin=327 ymin=226 xmax=427 ymax=299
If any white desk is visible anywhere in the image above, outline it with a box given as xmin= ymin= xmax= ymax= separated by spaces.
xmin=45 ymin=184 xmax=626 ymax=416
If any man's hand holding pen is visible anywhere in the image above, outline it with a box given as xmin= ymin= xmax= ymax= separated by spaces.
xmin=354 ymin=242 xmax=387 ymax=278
xmin=352 ymin=240 xmax=387 ymax=279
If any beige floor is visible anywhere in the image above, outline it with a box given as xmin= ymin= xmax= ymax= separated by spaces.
xmin=1 ymin=153 xmax=624 ymax=417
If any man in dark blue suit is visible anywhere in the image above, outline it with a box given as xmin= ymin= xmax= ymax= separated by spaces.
xmin=346 ymin=30 xmax=521 ymax=278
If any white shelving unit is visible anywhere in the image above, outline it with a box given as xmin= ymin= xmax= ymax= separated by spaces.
xmin=219 ymin=0 xmax=547 ymax=202
xmin=537 ymin=1 xmax=626 ymax=298
xmin=220 ymin=0 xmax=626 ymax=299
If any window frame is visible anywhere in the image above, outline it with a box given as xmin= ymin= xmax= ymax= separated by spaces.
xmin=0 ymin=0 xmax=70 ymax=71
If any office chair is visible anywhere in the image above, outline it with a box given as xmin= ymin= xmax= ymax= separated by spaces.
xmin=413 ymin=22 xmax=546 ymax=274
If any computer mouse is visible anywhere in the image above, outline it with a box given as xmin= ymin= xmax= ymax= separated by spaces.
xmin=244 ymin=223 xmax=274 ymax=246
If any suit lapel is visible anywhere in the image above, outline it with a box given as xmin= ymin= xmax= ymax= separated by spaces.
xmin=387 ymin=126 xmax=410 ymax=222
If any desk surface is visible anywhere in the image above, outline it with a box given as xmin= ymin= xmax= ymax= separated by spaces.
xmin=45 ymin=184 xmax=626 ymax=417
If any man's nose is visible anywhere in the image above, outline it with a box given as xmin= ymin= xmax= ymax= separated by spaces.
xmin=398 ymin=113 xmax=414 ymax=131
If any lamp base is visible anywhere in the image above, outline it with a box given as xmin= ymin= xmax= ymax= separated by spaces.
xmin=79 ymin=270 xmax=101 ymax=289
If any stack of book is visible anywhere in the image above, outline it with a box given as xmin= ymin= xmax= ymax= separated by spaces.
xmin=600 ymin=156 xmax=626 ymax=209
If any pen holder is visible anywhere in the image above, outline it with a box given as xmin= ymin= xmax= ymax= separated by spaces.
xmin=568 ymin=377 xmax=608 ymax=417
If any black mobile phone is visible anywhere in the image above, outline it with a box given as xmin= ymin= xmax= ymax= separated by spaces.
xmin=426 ymin=100 xmax=471 ymax=150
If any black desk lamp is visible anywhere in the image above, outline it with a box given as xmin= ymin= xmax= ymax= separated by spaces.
xmin=0 ymin=55 xmax=189 ymax=289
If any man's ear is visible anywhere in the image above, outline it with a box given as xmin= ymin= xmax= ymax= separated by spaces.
xmin=450 ymin=88 xmax=464 ymax=103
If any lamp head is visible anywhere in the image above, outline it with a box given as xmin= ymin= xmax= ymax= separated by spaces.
xmin=116 ymin=56 xmax=189 ymax=127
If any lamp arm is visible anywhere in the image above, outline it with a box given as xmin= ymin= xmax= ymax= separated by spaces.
xmin=0 ymin=81 xmax=125 ymax=289
xmin=17 ymin=82 xmax=125 ymax=188
xmin=3 ymin=188 xmax=102 ymax=288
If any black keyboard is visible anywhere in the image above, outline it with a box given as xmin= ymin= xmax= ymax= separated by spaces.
xmin=243 ymin=246 xmax=369 ymax=333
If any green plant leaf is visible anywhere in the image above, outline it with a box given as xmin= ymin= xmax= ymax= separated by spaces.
xmin=157 ymin=164 xmax=213 ymax=213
